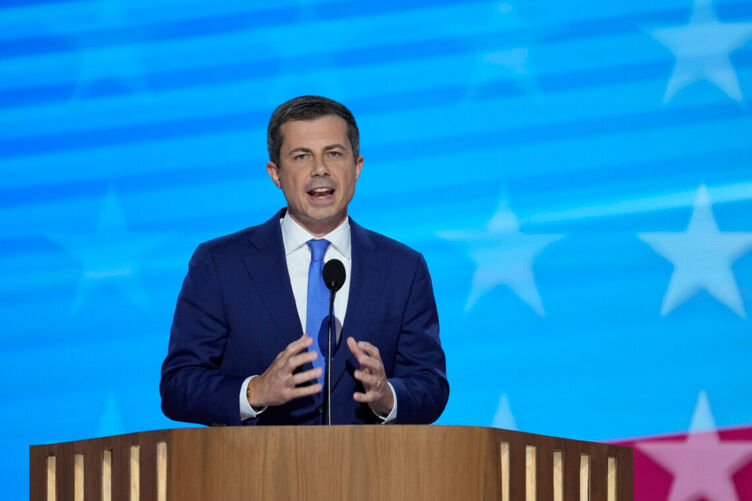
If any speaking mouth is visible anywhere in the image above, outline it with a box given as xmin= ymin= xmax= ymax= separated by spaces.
xmin=307 ymin=186 xmax=336 ymax=199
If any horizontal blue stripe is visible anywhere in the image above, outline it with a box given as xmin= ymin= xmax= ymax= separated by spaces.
xmin=4 ymin=1 xmax=751 ymax=68
xmin=0 ymin=27 xmax=534 ymax=110
xmin=0 ymin=61 xmax=749 ymax=159
xmin=1 ymin=142 xmax=749 ymax=222
xmin=508 ymin=149 xmax=752 ymax=220
xmin=0 ymin=108 xmax=267 ymax=158
xmin=540 ymin=2 xmax=752 ymax=44
xmin=0 ymin=83 xmax=76 ymax=110
xmin=1 ymin=20 xmax=749 ymax=111
xmin=0 ymin=0 xmax=86 ymax=9
xmin=0 ymin=235 xmax=57 ymax=255
xmin=718 ymin=0 xmax=752 ymax=18
xmin=377 ymin=103 xmax=750 ymax=155
xmin=0 ymin=0 xmax=469 ymax=59
xmin=0 ymin=160 xmax=253 ymax=211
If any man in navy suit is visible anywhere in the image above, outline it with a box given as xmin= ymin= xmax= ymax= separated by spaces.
xmin=160 ymin=96 xmax=448 ymax=425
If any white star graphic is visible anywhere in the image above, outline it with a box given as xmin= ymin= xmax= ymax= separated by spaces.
xmin=637 ymin=391 xmax=752 ymax=501
xmin=638 ymin=185 xmax=752 ymax=317
xmin=48 ymin=187 xmax=170 ymax=314
xmin=492 ymin=393 xmax=518 ymax=430
xmin=648 ymin=0 xmax=752 ymax=103
xmin=464 ymin=2 xmax=541 ymax=102
xmin=97 ymin=392 xmax=125 ymax=438
xmin=438 ymin=194 xmax=563 ymax=315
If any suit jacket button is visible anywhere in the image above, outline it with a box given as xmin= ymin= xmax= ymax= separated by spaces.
xmin=318 ymin=405 xmax=324 ymax=414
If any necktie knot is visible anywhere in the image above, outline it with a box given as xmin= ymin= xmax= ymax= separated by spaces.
xmin=307 ymin=239 xmax=330 ymax=262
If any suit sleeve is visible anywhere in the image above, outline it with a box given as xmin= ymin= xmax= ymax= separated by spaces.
xmin=160 ymin=244 xmax=246 ymax=426
xmin=389 ymin=254 xmax=449 ymax=424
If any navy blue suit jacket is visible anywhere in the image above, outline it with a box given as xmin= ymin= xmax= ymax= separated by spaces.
xmin=160 ymin=210 xmax=448 ymax=425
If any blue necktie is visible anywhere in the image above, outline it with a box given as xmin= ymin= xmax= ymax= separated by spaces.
xmin=306 ymin=239 xmax=330 ymax=389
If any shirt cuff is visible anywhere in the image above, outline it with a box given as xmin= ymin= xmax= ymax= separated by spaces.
xmin=372 ymin=381 xmax=398 ymax=423
xmin=239 ymin=375 xmax=267 ymax=421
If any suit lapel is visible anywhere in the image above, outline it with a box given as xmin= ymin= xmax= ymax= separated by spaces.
xmin=242 ymin=210 xmax=303 ymax=347
xmin=331 ymin=219 xmax=387 ymax=390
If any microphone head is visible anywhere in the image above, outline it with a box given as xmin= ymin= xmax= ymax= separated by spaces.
xmin=322 ymin=259 xmax=346 ymax=292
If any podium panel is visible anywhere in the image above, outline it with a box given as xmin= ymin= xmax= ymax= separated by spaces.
xmin=30 ymin=426 xmax=633 ymax=501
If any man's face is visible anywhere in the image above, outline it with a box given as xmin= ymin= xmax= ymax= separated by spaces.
xmin=266 ymin=115 xmax=363 ymax=236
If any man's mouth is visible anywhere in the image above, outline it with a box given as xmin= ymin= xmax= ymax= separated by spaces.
xmin=307 ymin=187 xmax=335 ymax=199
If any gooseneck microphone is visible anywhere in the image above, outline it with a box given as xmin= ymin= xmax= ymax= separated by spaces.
xmin=322 ymin=259 xmax=346 ymax=425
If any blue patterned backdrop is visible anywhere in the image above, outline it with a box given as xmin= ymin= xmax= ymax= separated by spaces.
xmin=2 ymin=0 xmax=752 ymax=498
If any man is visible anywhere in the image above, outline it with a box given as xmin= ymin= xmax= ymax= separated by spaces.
xmin=160 ymin=96 xmax=448 ymax=425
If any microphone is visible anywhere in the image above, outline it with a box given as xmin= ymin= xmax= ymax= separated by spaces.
xmin=323 ymin=259 xmax=346 ymax=292
xmin=321 ymin=259 xmax=345 ymax=425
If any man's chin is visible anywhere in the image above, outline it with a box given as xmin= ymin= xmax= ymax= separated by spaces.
xmin=289 ymin=209 xmax=347 ymax=236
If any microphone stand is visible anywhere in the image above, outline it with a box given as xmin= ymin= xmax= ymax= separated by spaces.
xmin=326 ymin=286 xmax=336 ymax=425
xmin=322 ymin=258 xmax=344 ymax=426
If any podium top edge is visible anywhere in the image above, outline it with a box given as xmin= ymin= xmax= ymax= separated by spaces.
xmin=29 ymin=424 xmax=633 ymax=454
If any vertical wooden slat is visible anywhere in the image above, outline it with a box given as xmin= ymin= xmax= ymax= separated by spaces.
xmin=83 ymin=441 xmax=102 ymax=501
xmin=138 ymin=435 xmax=157 ymax=501
xmin=617 ymin=448 xmax=633 ymax=501
xmin=590 ymin=448 xmax=606 ymax=501
xmin=564 ymin=449 xmax=580 ymax=501
xmin=579 ymin=455 xmax=590 ymax=501
xmin=500 ymin=442 xmax=510 ymax=501
xmin=74 ymin=454 xmax=84 ymax=501
xmin=607 ymin=457 xmax=617 ymax=501
xmin=130 ymin=446 xmax=140 ymax=501
xmin=30 ymin=447 xmax=48 ymax=501
xmin=156 ymin=442 xmax=167 ymax=501
xmin=526 ymin=446 xmax=537 ymax=501
xmin=56 ymin=444 xmax=74 ymax=501
xmin=102 ymin=450 xmax=112 ymax=501
xmin=47 ymin=456 xmax=56 ymax=501
xmin=113 ymin=439 xmax=131 ymax=501
xmin=553 ymin=451 xmax=563 ymax=501
xmin=536 ymin=442 xmax=553 ymax=501
xmin=510 ymin=441 xmax=526 ymax=501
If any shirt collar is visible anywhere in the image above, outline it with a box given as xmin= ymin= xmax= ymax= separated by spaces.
xmin=280 ymin=211 xmax=351 ymax=259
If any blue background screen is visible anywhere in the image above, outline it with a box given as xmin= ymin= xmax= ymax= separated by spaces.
xmin=2 ymin=0 xmax=751 ymax=498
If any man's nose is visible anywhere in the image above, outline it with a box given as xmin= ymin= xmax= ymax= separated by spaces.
xmin=311 ymin=156 xmax=329 ymax=176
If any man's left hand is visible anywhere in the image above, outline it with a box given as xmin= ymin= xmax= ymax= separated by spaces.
xmin=347 ymin=337 xmax=394 ymax=417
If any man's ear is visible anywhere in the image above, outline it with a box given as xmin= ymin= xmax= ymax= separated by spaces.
xmin=354 ymin=155 xmax=364 ymax=182
xmin=266 ymin=161 xmax=282 ymax=189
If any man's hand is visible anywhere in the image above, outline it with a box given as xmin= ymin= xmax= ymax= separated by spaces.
xmin=249 ymin=334 xmax=322 ymax=408
xmin=347 ymin=337 xmax=394 ymax=417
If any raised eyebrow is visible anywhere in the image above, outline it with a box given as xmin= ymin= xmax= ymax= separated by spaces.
xmin=324 ymin=143 xmax=347 ymax=151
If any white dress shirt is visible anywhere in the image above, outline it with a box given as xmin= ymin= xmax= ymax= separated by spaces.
xmin=239 ymin=213 xmax=397 ymax=422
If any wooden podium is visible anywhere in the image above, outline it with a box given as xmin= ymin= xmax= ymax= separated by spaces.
xmin=30 ymin=426 xmax=632 ymax=501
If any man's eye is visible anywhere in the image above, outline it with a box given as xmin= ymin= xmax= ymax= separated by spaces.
xmin=294 ymin=153 xmax=308 ymax=160
xmin=328 ymin=151 xmax=341 ymax=158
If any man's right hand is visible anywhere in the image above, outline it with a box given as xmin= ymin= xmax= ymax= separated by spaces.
xmin=249 ymin=333 xmax=322 ymax=408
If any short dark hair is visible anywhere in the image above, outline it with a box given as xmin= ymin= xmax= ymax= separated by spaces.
xmin=267 ymin=95 xmax=360 ymax=166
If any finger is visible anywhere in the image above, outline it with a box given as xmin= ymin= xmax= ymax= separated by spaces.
xmin=347 ymin=337 xmax=364 ymax=358
xmin=349 ymin=339 xmax=383 ymax=372
xmin=290 ymin=383 xmax=323 ymax=399
xmin=288 ymin=350 xmax=318 ymax=370
xmin=356 ymin=340 xmax=380 ymax=358
xmin=285 ymin=334 xmax=313 ymax=356
xmin=354 ymin=353 xmax=382 ymax=374
xmin=354 ymin=369 xmax=381 ymax=389
xmin=292 ymin=367 xmax=323 ymax=385
xmin=352 ymin=391 xmax=376 ymax=403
